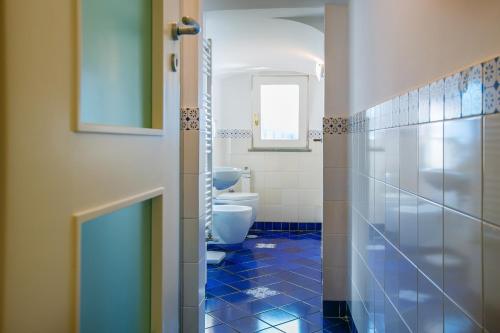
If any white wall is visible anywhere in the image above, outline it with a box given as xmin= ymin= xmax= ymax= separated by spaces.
xmin=213 ymin=73 xmax=324 ymax=131
xmin=207 ymin=9 xmax=325 ymax=224
xmin=350 ymin=0 xmax=500 ymax=115
xmin=213 ymin=73 xmax=324 ymax=223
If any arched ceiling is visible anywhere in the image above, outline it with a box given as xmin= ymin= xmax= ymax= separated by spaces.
xmin=205 ymin=8 xmax=325 ymax=77
xmin=204 ymin=0 xmax=348 ymax=11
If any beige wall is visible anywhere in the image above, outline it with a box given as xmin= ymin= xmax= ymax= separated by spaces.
xmin=325 ymin=4 xmax=349 ymax=117
xmin=350 ymin=0 xmax=500 ymax=114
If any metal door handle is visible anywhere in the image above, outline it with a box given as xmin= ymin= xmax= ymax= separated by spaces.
xmin=172 ymin=16 xmax=201 ymax=40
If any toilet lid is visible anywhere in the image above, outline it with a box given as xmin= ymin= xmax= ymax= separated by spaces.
xmin=216 ymin=192 xmax=259 ymax=201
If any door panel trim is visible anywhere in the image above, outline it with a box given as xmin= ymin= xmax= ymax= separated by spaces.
xmin=75 ymin=0 xmax=165 ymax=135
xmin=73 ymin=187 xmax=164 ymax=333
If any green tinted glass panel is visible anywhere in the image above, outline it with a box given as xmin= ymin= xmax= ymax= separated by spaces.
xmin=81 ymin=200 xmax=152 ymax=333
xmin=81 ymin=0 xmax=152 ymax=127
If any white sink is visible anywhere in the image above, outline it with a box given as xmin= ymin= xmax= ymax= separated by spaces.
xmin=213 ymin=167 xmax=242 ymax=190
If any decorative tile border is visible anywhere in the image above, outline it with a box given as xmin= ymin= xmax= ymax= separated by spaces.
xmin=348 ymin=55 xmax=500 ymax=132
xmin=483 ymin=57 xmax=500 ymax=114
xmin=215 ymin=129 xmax=324 ymax=140
xmin=308 ymin=129 xmax=323 ymax=140
xmin=181 ymin=107 xmax=200 ymax=130
xmin=215 ymin=129 xmax=252 ymax=139
xmin=250 ymin=221 xmax=322 ymax=232
xmin=323 ymin=117 xmax=348 ymax=135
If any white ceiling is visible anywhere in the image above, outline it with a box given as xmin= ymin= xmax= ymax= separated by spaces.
xmin=205 ymin=8 xmax=325 ymax=77
xmin=204 ymin=0 xmax=348 ymax=11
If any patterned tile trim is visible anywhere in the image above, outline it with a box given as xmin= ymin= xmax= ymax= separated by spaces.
xmin=348 ymin=55 xmax=500 ymax=133
xmin=308 ymin=129 xmax=323 ymax=140
xmin=250 ymin=221 xmax=322 ymax=232
xmin=323 ymin=117 xmax=348 ymax=135
xmin=215 ymin=129 xmax=323 ymax=140
xmin=181 ymin=107 xmax=199 ymax=130
xmin=215 ymin=129 xmax=252 ymax=139
xmin=483 ymin=56 xmax=500 ymax=114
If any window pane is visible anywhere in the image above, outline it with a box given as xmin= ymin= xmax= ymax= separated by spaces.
xmin=260 ymin=84 xmax=300 ymax=140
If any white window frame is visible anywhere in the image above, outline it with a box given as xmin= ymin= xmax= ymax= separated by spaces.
xmin=251 ymin=75 xmax=309 ymax=149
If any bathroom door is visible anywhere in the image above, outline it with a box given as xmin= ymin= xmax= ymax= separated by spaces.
xmin=0 ymin=0 xmax=182 ymax=332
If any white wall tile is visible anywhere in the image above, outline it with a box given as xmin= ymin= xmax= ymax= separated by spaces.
xmin=182 ymin=130 xmax=200 ymax=174
xmin=384 ymin=244 xmax=399 ymax=306
xmin=398 ymin=257 xmax=418 ymax=332
xmin=323 ymin=267 xmax=347 ymax=300
xmin=483 ymin=222 xmax=500 ymax=333
xmin=417 ymin=198 xmax=443 ymax=288
xmin=298 ymin=205 xmax=316 ymax=222
xmin=347 ymin=59 xmax=498 ymax=333
xmin=368 ymin=131 xmax=376 ymax=177
xmin=182 ymin=174 xmax=204 ymax=219
xmin=281 ymin=172 xmax=300 ymax=189
xmin=324 ymin=167 xmax=348 ymax=201
xmin=183 ymin=261 xmax=205 ymax=307
xmin=461 ymin=65 xmax=483 ymax=117
xmin=419 ymin=85 xmax=430 ymax=123
xmin=264 ymin=172 xmax=282 ymax=188
xmin=409 ymin=90 xmax=419 ymax=125
xmin=418 ymin=122 xmax=444 ymax=204
xmin=385 ymin=184 xmax=399 ymax=246
xmin=444 ymin=297 xmax=482 ymax=333
xmin=430 ymin=79 xmax=444 ymax=121
xmin=323 ymin=234 xmax=347 ymax=267
xmin=484 ymin=115 xmax=500 ymax=226
xmin=374 ymin=129 xmax=386 ymax=181
xmin=443 ymin=208 xmax=482 ymax=324
xmin=259 ymin=205 xmax=282 ymax=222
xmin=263 ymin=188 xmax=282 ymax=205
xmin=400 ymin=126 xmax=419 ymax=194
xmin=323 ymin=200 xmax=348 ymax=234
xmin=418 ymin=273 xmax=443 ymax=333
xmin=444 ymin=117 xmax=482 ymax=218
xmin=374 ymin=180 xmax=386 ymax=233
xmin=385 ymin=127 xmax=399 ymax=187
xmin=281 ymin=189 xmax=299 ymax=205
xmin=324 ymin=132 xmax=347 ymax=168
xmin=444 ymin=73 xmax=461 ymax=120
xmin=281 ymin=204 xmax=299 ymax=222
xmin=182 ymin=304 xmax=204 ymax=333
xmin=183 ymin=218 xmax=204 ymax=263
xmin=400 ymin=191 xmax=418 ymax=262
xmin=298 ymin=189 xmax=322 ymax=206
xmin=298 ymin=171 xmax=322 ymax=189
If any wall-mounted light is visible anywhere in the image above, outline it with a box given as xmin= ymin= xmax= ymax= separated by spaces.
xmin=315 ymin=62 xmax=325 ymax=81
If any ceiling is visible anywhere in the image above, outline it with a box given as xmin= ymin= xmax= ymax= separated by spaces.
xmin=205 ymin=8 xmax=325 ymax=76
xmin=204 ymin=0 xmax=348 ymax=11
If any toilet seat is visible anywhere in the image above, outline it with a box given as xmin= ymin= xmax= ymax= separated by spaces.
xmin=213 ymin=204 xmax=252 ymax=214
xmin=215 ymin=192 xmax=258 ymax=201
xmin=214 ymin=192 xmax=259 ymax=222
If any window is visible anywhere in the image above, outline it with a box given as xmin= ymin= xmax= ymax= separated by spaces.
xmin=252 ymin=75 xmax=309 ymax=149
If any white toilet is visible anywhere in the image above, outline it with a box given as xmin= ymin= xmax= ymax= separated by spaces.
xmin=212 ymin=205 xmax=253 ymax=244
xmin=210 ymin=168 xmax=259 ymax=245
xmin=214 ymin=192 xmax=259 ymax=223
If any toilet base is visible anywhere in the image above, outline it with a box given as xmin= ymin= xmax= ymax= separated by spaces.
xmin=207 ymin=251 xmax=226 ymax=265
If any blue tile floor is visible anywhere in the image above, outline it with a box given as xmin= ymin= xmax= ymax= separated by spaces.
xmin=205 ymin=230 xmax=351 ymax=333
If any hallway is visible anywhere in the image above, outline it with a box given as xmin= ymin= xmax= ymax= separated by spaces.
xmin=205 ymin=229 xmax=352 ymax=332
